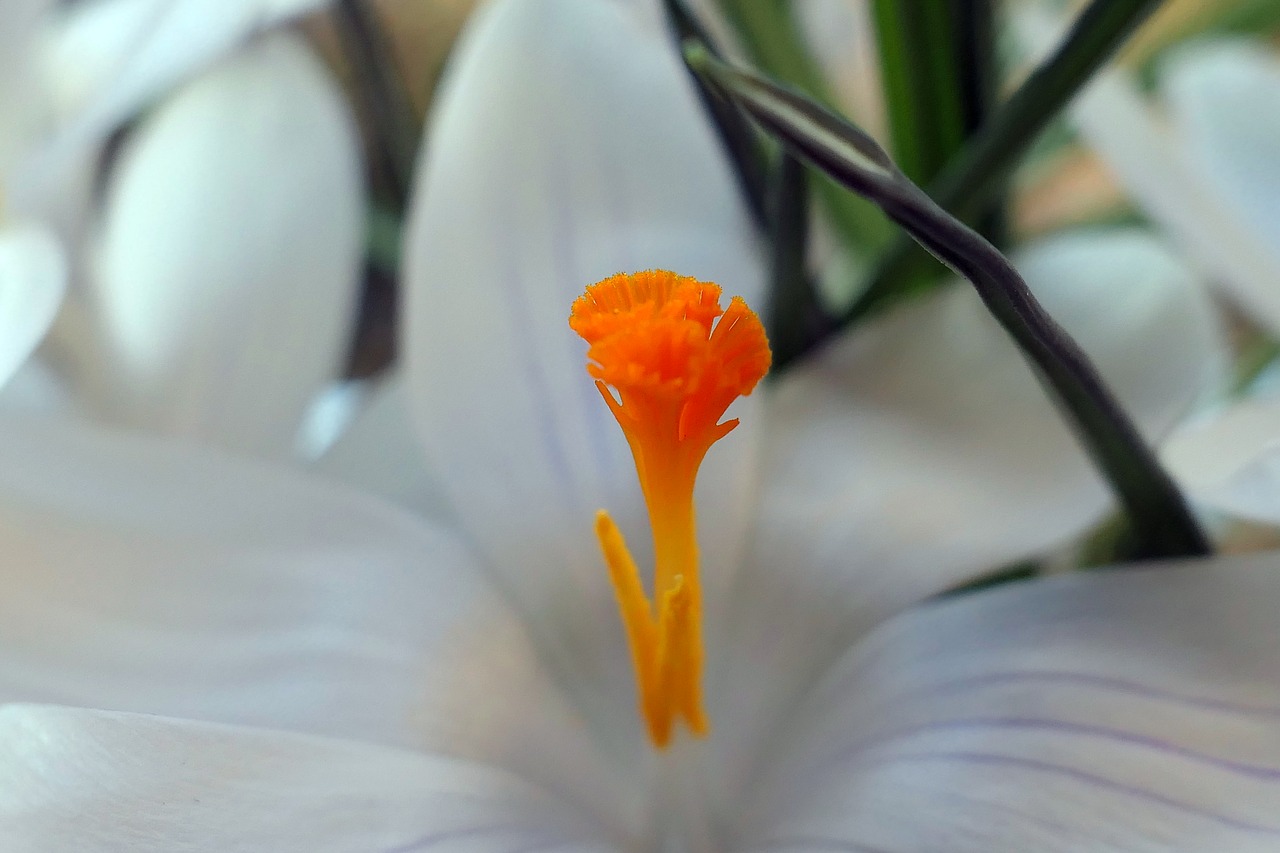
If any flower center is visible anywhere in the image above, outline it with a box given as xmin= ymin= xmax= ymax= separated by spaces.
xmin=570 ymin=270 xmax=771 ymax=749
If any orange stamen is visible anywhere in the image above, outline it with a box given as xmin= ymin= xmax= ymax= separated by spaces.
xmin=570 ymin=270 xmax=771 ymax=748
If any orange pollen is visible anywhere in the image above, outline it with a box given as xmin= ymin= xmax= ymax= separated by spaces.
xmin=569 ymin=270 xmax=771 ymax=748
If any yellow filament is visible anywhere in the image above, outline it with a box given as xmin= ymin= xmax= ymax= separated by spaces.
xmin=571 ymin=270 xmax=770 ymax=749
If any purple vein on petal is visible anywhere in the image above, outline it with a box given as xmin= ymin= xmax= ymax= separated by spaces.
xmin=917 ymin=671 xmax=1280 ymax=718
xmin=495 ymin=198 xmax=574 ymax=495
xmin=880 ymin=751 xmax=1280 ymax=835
xmin=747 ymin=835 xmax=894 ymax=853
xmin=796 ymin=713 xmax=1280 ymax=795
xmin=383 ymin=822 xmax=569 ymax=853
xmin=868 ymin=717 xmax=1280 ymax=780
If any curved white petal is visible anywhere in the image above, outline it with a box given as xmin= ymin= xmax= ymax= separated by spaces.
xmin=312 ymin=375 xmax=453 ymax=520
xmin=0 ymin=705 xmax=614 ymax=852
xmin=1054 ymin=31 xmax=1280 ymax=332
xmin=0 ymin=223 xmax=65 ymax=388
xmin=704 ymin=231 xmax=1226 ymax=803
xmin=0 ymin=415 xmax=644 ymax=826
xmin=760 ymin=228 xmax=1223 ymax=622
xmin=742 ymin=553 xmax=1280 ymax=851
xmin=402 ymin=0 xmax=764 ymax=689
xmin=0 ymin=356 xmax=73 ymax=414
xmin=1162 ymin=40 xmax=1280 ymax=250
xmin=0 ymin=0 xmax=53 ymax=173
xmin=43 ymin=0 xmax=330 ymax=141
xmin=0 ymin=416 xmax=492 ymax=747
xmin=88 ymin=34 xmax=363 ymax=458
xmin=1164 ymin=399 xmax=1280 ymax=526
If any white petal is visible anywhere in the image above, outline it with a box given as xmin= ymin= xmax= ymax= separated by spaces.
xmin=402 ymin=0 xmax=764 ymax=686
xmin=743 ymin=553 xmax=1280 ymax=851
xmin=0 ymin=223 xmax=65 ymax=388
xmin=0 ymin=356 xmax=74 ymax=414
xmin=0 ymin=0 xmax=53 ymax=172
xmin=1164 ymin=399 xmax=1280 ymax=526
xmin=0 ymin=415 xmax=638 ymax=826
xmin=761 ymin=228 xmax=1223 ymax=621
xmin=43 ymin=0 xmax=330 ymax=140
xmin=1161 ymin=40 xmax=1280 ymax=250
xmin=1061 ymin=40 xmax=1280 ymax=331
xmin=0 ymin=705 xmax=613 ymax=852
xmin=312 ymin=375 xmax=453 ymax=520
xmin=0 ymin=417 xmax=467 ymax=741
xmin=704 ymin=231 xmax=1226 ymax=802
xmin=88 ymin=34 xmax=363 ymax=458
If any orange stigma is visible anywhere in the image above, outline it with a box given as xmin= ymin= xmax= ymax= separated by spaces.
xmin=570 ymin=270 xmax=771 ymax=748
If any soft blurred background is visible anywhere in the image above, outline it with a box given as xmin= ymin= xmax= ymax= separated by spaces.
xmin=7 ymin=0 xmax=1280 ymax=566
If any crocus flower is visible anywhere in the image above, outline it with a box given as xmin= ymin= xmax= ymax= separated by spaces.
xmin=1 ymin=0 xmax=352 ymax=428
xmin=0 ymin=0 xmax=1265 ymax=850
xmin=39 ymin=5 xmax=365 ymax=458
xmin=1050 ymin=29 xmax=1280 ymax=334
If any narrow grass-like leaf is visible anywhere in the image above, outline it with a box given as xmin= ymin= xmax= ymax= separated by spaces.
xmin=711 ymin=0 xmax=892 ymax=253
xmin=872 ymin=0 xmax=968 ymax=184
xmin=686 ymin=46 xmax=1210 ymax=561
xmin=852 ymin=0 xmax=1164 ymax=320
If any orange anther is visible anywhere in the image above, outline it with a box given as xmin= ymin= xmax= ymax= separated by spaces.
xmin=571 ymin=270 xmax=770 ymax=748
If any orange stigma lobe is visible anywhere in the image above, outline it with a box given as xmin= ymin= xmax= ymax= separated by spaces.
xmin=570 ymin=270 xmax=771 ymax=748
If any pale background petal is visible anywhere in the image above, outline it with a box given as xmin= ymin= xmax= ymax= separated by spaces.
xmin=743 ymin=554 xmax=1280 ymax=851
xmin=42 ymin=0 xmax=331 ymax=141
xmin=1164 ymin=399 xmax=1280 ymax=526
xmin=0 ymin=0 xmax=54 ymax=174
xmin=83 ymin=33 xmax=363 ymax=458
xmin=0 ymin=705 xmax=614 ymax=852
xmin=313 ymin=375 xmax=453 ymax=521
xmin=705 ymin=230 xmax=1225 ymax=810
xmin=1018 ymin=4 xmax=1280 ymax=334
xmin=402 ymin=0 xmax=764 ymax=725
xmin=1161 ymin=41 xmax=1280 ymax=254
xmin=0 ymin=223 xmax=65 ymax=389
xmin=0 ymin=357 xmax=74 ymax=414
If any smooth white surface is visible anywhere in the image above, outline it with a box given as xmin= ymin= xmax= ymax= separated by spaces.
xmin=746 ymin=553 xmax=1280 ymax=851
xmin=89 ymin=34 xmax=363 ymax=458
xmin=0 ymin=224 xmax=65 ymax=389
xmin=0 ymin=704 xmax=612 ymax=852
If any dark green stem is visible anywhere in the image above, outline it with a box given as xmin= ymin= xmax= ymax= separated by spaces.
xmin=685 ymin=46 xmax=1210 ymax=560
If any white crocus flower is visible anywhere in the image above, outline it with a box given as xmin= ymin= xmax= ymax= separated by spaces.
xmin=1055 ymin=32 xmax=1280 ymax=334
xmin=76 ymin=30 xmax=365 ymax=458
xmin=0 ymin=0 xmax=356 ymax=437
xmin=43 ymin=0 xmax=335 ymax=143
xmin=36 ymin=2 xmax=366 ymax=458
xmin=0 ymin=0 xmax=1258 ymax=849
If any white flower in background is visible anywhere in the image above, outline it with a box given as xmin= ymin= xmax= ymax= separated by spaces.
xmin=0 ymin=0 xmax=1269 ymax=849
xmin=43 ymin=0 xmax=334 ymax=142
xmin=76 ymin=31 xmax=364 ymax=457
xmin=0 ymin=0 xmax=353 ymax=429
xmin=23 ymin=0 xmax=366 ymax=459
xmin=1054 ymin=32 xmax=1280 ymax=334
xmin=0 ymin=0 xmax=72 ymax=394
xmin=1041 ymin=28 xmax=1280 ymax=536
